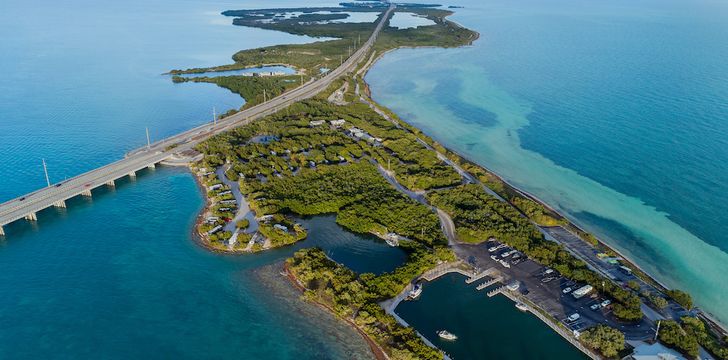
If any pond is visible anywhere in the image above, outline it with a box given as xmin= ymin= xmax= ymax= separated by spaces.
xmin=297 ymin=215 xmax=408 ymax=275
xmin=389 ymin=12 xmax=436 ymax=29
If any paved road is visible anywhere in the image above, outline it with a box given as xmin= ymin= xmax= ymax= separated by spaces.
xmin=0 ymin=4 xmax=395 ymax=234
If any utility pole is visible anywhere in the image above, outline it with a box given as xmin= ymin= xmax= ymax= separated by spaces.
xmin=146 ymin=127 xmax=151 ymax=149
xmin=340 ymin=54 xmax=343 ymax=66
xmin=42 ymin=159 xmax=50 ymax=187
xmin=654 ymin=320 xmax=661 ymax=341
xmin=263 ymin=89 xmax=267 ymax=103
xmin=213 ymin=107 xmax=217 ymax=126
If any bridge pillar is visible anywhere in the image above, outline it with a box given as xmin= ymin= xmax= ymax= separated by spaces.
xmin=0 ymin=226 xmax=4 ymax=236
xmin=147 ymin=163 xmax=156 ymax=169
xmin=106 ymin=180 xmax=115 ymax=187
xmin=53 ymin=200 xmax=66 ymax=208
xmin=128 ymin=171 xmax=136 ymax=178
xmin=81 ymin=189 xmax=92 ymax=197
xmin=25 ymin=212 xmax=37 ymax=221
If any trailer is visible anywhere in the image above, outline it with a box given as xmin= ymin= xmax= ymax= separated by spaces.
xmin=572 ymin=285 xmax=593 ymax=299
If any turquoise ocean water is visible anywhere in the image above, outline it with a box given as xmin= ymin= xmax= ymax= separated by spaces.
xmin=367 ymin=0 xmax=728 ymax=323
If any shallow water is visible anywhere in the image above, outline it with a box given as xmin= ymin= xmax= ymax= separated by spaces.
xmin=367 ymin=0 xmax=728 ymax=322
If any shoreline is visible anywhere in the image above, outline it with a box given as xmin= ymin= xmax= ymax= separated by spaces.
xmin=166 ymin=62 xmax=305 ymax=76
xmin=283 ymin=262 xmax=389 ymax=360
xmin=356 ymin=34 xmax=727 ymax=333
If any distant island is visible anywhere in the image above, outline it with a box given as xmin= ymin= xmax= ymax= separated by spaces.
xmin=172 ymin=2 xmax=728 ymax=359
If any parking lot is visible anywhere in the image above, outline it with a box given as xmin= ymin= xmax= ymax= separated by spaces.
xmin=453 ymin=240 xmax=655 ymax=340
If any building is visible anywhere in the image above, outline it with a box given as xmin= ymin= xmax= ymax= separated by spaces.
xmin=330 ymin=119 xmax=346 ymax=128
xmin=626 ymin=342 xmax=686 ymax=360
xmin=273 ymin=224 xmax=288 ymax=232
xmin=208 ymin=184 xmax=222 ymax=191
xmin=309 ymin=120 xmax=326 ymax=127
xmin=207 ymin=225 xmax=223 ymax=235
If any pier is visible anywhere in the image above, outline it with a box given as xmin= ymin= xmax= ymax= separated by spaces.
xmin=0 ymin=4 xmax=395 ymax=237
xmin=475 ymin=276 xmax=502 ymax=291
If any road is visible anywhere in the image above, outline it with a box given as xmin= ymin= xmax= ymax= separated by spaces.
xmin=0 ymin=4 xmax=395 ymax=235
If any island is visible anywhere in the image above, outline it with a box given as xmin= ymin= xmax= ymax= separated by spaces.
xmin=174 ymin=2 xmax=728 ymax=359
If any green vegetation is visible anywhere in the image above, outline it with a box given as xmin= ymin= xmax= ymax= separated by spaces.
xmin=287 ymin=247 xmax=453 ymax=360
xmin=579 ymin=325 xmax=625 ymax=358
xmin=659 ymin=320 xmax=699 ymax=358
xmin=236 ymin=219 xmax=250 ymax=229
xmin=173 ymin=75 xmax=302 ymax=109
xmin=427 ymin=184 xmax=643 ymax=321
xmin=647 ymin=293 xmax=669 ymax=309
xmin=666 ymin=289 xmax=693 ymax=310
xmin=374 ymin=7 xmax=478 ymax=52
xmin=258 ymin=214 xmax=307 ymax=247
xmin=681 ymin=316 xmax=728 ymax=359
xmin=248 ymin=162 xmax=443 ymax=246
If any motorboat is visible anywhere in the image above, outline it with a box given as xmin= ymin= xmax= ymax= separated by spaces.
xmin=437 ymin=330 xmax=457 ymax=341
xmin=407 ymin=283 xmax=423 ymax=300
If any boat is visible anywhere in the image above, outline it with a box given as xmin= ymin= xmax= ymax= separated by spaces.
xmin=407 ymin=283 xmax=423 ymax=300
xmin=515 ymin=302 xmax=528 ymax=311
xmin=437 ymin=330 xmax=458 ymax=341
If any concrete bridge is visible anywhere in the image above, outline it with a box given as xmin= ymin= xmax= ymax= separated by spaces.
xmin=0 ymin=5 xmax=395 ymax=237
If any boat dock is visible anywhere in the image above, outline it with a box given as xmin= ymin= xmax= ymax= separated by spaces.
xmin=475 ymin=276 xmax=502 ymax=291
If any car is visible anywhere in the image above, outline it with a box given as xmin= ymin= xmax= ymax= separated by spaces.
xmin=84 ymin=183 xmax=91 ymax=187
xmin=562 ymin=287 xmax=573 ymax=294
xmin=567 ymin=313 xmax=580 ymax=322
xmin=19 ymin=197 xmax=26 ymax=201
xmin=541 ymin=277 xmax=556 ymax=283
xmin=55 ymin=183 xmax=62 ymax=187
xmin=590 ymin=303 xmax=601 ymax=311
xmin=601 ymin=300 xmax=611 ymax=307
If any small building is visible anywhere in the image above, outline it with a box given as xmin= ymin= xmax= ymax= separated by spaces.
xmin=309 ymin=120 xmax=326 ymax=127
xmin=218 ymin=190 xmax=232 ymax=196
xmin=207 ymin=225 xmax=222 ymax=235
xmin=330 ymin=119 xmax=346 ymax=128
xmin=627 ymin=342 xmax=686 ymax=360
xmin=208 ymin=184 xmax=222 ymax=191
xmin=273 ymin=224 xmax=288 ymax=232
xmin=258 ymin=215 xmax=274 ymax=222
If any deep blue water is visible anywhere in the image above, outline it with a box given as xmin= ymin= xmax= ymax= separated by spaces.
xmin=396 ymin=274 xmax=585 ymax=360
xmin=0 ymin=0 xmax=403 ymax=358
xmin=368 ymin=0 xmax=728 ymax=323
xmin=0 ymin=167 xmax=394 ymax=358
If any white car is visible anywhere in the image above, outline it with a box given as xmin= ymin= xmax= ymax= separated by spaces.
xmin=567 ymin=313 xmax=580 ymax=322
xmin=590 ymin=303 xmax=601 ymax=311
xmin=600 ymin=300 xmax=611 ymax=307
xmin=562 ymin=287 xmax=573 ymax=294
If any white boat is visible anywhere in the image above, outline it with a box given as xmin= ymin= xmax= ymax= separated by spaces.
xmin=515 ymin=303 xmax=528 ymax=311
xmin=437 ymin=330 xmax=458 ymax=341
xmin=407 ymin=283 xmax=423 ymax=300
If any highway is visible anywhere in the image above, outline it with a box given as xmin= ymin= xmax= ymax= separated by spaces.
xmin=0 ymin=4 xmax=395 ymax=236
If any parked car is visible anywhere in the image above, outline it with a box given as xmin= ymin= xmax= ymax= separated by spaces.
xmin=590 ymin=303 xmax=601 ymax=311
xmin=601 ymin=299 xmax=611 ymax=307
xmin=562 ymin=287 xmax=573 ymax=294
xmin=567 ymin=313 xmax=580 ymax=322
